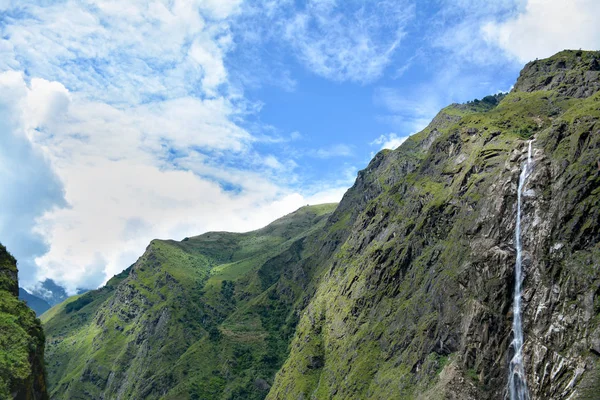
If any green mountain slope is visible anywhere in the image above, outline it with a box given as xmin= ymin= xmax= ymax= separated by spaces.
xmin=42 ymin=204 xmax=338 ymax=399
xmin=44 ymin=50 xmax=600 ymax=400
xmin=0 ymin=243 xmax=48 ymax=399
xmin=267 ymin=50 xmax=600 ymax=399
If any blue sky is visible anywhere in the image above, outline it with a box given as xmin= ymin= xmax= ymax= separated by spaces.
xmin=1 ymin=0 xmax=599 ymax=293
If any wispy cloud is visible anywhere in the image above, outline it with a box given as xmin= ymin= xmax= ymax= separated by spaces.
xmin=370 ymin=133 xmax=409 ymax=151
xmin=373 ymin=86 xmax=443 ymax=134
xmin=233 ymin=0 xmax=415 ymax=84
xmin=0 ymin=0 xmax=241 ymax=102
xmin=309 ymin=144 xmax=353 ymax=159
xmin=283 ymin=0 xmax=415 ymax=82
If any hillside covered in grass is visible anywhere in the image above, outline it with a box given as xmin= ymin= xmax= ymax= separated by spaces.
xmin=0 ymin=243 xmax=48 ymax=399
xmin=42 ymin=204 xmax=338 ymax=399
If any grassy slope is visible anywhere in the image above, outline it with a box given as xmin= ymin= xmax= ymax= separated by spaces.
xmin=43 ymin=204 xmax=337 ymax=400
xmin=267 ymin=51 xmax=600 ymax=399
xmin=0 ymin=243 xmax=48 ymax=399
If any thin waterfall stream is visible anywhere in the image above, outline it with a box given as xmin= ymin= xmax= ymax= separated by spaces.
xmin=508 ymin=140 xmax=533 ymax=400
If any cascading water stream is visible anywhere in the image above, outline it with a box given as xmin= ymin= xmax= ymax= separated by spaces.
xmin=508 ymin=140 xmax=533 ymax=400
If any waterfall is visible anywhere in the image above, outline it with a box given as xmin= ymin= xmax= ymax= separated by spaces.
xmin=508 ymin=140 xmax=533 ymax=400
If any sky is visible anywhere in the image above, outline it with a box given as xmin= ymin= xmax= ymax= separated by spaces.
xmin=1 ymin=0 xmax=599 ymax=294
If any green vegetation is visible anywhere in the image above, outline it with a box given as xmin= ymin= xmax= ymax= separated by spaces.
xmin=267 ymin=51 xmax=600 ymax=399
xmin=43 ymin=204 xmax=337 ymax=400
xmin=43 ymin=50 xmax=600 ymax=399
xmin=0 ymin=243 xmax=48 ymax=399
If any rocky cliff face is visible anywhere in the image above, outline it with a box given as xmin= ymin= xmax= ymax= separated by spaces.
xmin=0 ymin=243 xmax=49 ymax=399
xmin=267 ymin=50 xmax=600 ymax=399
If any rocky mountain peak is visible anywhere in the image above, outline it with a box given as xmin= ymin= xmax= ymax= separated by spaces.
xmin=513 ymin=49 xmax=600 ymax=98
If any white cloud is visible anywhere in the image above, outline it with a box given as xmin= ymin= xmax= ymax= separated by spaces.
xmin=374 ymin=87 xmax=439 ymax=116
xmin=427 ymin=0 xmax=520 ymax=66
xmin=373 ymin=87 xmax=443 ymax=134
xmin=0 ymin=72 xmax=347 ymax=293
xmin=371 ymin=133 xmax=409 ymax=151
xmin=280 ymin=0 xmax=415 ymax=83
xmin=304 ymin=186 xmax=348 ymax=205
xmin=482 ymin=0 xmax=600 ymax=63
xmin=290 ymin=131 xmax=303 ymax=141
xmin=198 ymin=0 xmax=243 ymax=19
xmin=310 ymin=144 xmax=353 ymax=159
xmin=0 ymin=72 xmax=67 ymax=287
xmin=262 ymin=155 xmax=287 ymax=170
xmin=0 ymin=0 xmax=239 ymax=103
xmin=0 ymin=1 xmax=350 ymax=294
xmin=24 ymin=79 xmax=71 ymax=132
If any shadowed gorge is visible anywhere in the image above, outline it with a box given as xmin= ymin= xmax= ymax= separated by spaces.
xmin=40 ymin=50 xmax=600 ymax=399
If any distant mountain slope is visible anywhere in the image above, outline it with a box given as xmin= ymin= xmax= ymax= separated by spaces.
xmin=19 ymin=288 xmax=51 ymax=316
xmin=0 ymin=243 xmax=48 ymax=399
xmin=30 ymin=279 xmax=68 ymax=307
xmin=42 ymin=204 xmax=338 ymax=399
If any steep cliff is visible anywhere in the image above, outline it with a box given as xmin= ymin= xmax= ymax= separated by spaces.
xmin=267 ymin=50 xmax=600 ymax=399
xmin=0 ymin=243 xmax=49 ymax=399
xmin=42 ymin=204 xmax=337 ymax=399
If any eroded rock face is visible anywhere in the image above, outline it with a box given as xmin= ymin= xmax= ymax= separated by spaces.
xmin=514 ymin=50 xmax=600 ymax=99
xmin=267 ymin=51 xmax=600 ymax=400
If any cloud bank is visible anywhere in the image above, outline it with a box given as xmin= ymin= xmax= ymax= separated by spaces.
xmin=0 ymin=1 xmax=348 ymax=293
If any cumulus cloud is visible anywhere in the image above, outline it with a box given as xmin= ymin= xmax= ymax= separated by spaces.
xmin=0 ymin=72 xmax=67 ymax=287
xmin=0 ymin=1 xmax=349 ymax=294
xmin=482 ymin=0 xmax=600 ymax=62
xmin=0 ymin=72 xmax=346 ymax=293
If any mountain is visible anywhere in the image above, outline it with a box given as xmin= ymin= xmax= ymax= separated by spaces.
xmin=42 ymin=204 xmax=337 ymax=399
xmin=19 ymin=287 xmax=51 ymax=316
xmin=0 ymin=243 xmax=48 ymax=399
xmin=267 ymin=50 xmax=600 ymax=399
xmin=42 ymin=50 xmax=600 ymax=400
xmin=30 ymin=279 xmax=69 ymax=307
